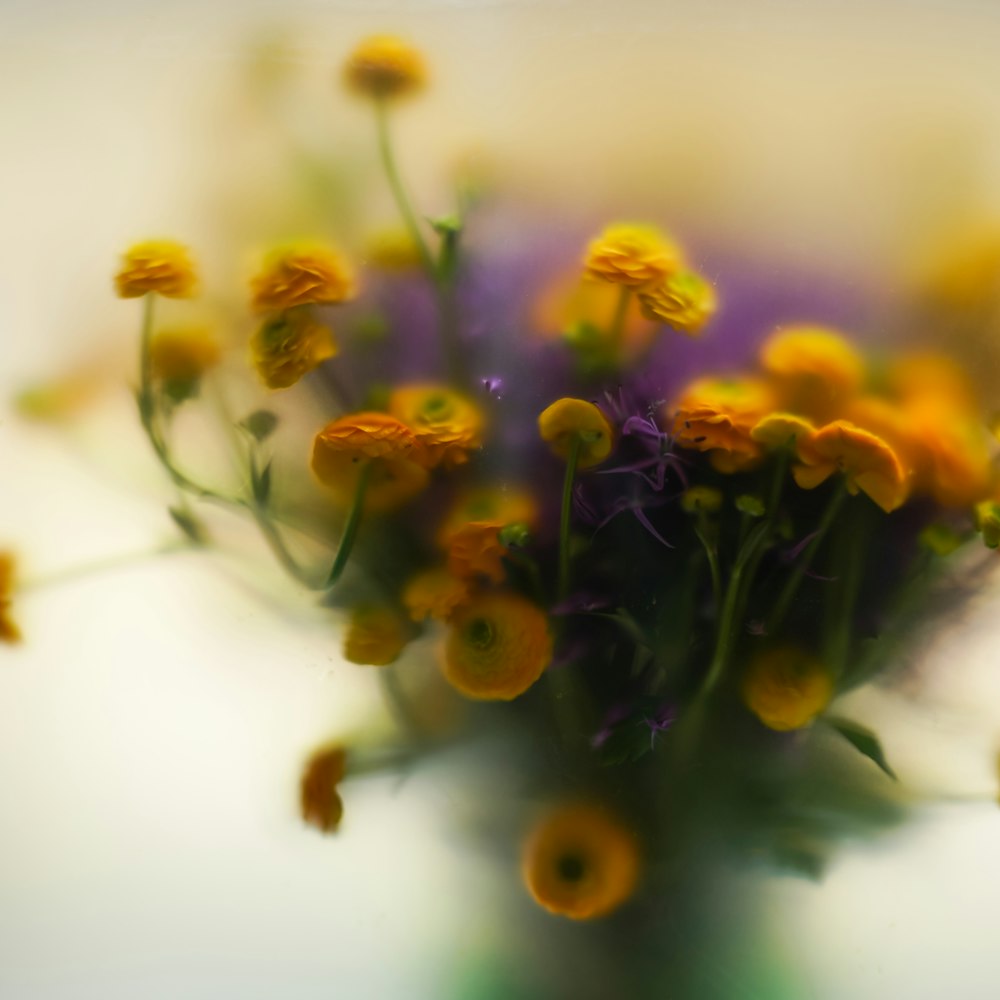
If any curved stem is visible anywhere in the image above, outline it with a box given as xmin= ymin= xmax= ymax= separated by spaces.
xmin=557 ymin=436 xmax=582 ymax=601
xmin=766 ymin=480 xmax=848 ymax=635
xmin=324 ymin=463 xmax=372 ymax=588
xmin=374 ymin=98 xmax=436 ymax=279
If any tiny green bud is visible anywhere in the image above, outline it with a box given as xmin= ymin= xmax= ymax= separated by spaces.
xmin=681 ymin=486 xmax=723 ymax=514
xmin=735 ymin=494 xmax=766 ymax=517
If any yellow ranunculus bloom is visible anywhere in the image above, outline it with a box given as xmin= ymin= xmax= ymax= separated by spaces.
xmin=759 ymin=326 xmax=865 ymax=418
xmin=750 ymin=412 xmax=816 ymax=450
xmin=250 ymin=243 xmax=356 ymax=313
xmin=583 ymin=224 xmax=681 ymax=288
xmin=637 ymin=270 xmax=717 ymax=336
xmin=115 ymin=240 xmax=197 ymax=299
xmin=793 ymin=419 xmax=908 ymax=513
xmin=343 ymin=605 xmax=410 ymax=666
xmin=300 ymin=745 xmax=347 ymax=834
xmin=312 ymin=412 xmax=431 ymax=512
xmin=443 ymin=591 xmax=551 ymax=700
xmin=538 ymin=398 xmax=614 ymax=469
xmin=343 ymin=35 xmax=426 ymax=99
xmin=522 ymin=802 xmax=641 ymax=920
xmin=402 ymin=568 xmax=471 ymax=622
xmin=670 ymin=377 xmax=776 ymax=474
xmin=388 ymin=383 xmax=484 ymax=469
xmin=250 ymin=311 xmax=337 ymax=390
xmin=742 ymin=646 xmax=834 ymax=731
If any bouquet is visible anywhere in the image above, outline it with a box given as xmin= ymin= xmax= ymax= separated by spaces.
xmin=9 ymin=32 xmax=1000 ymax=999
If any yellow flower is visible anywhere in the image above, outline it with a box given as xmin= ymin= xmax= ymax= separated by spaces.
xmin=443 ymin=591 xmax=552 ymax=700
xmin=0 ymin=552 xmax=21 ymax=644
xmin=680 ymin=486 xmax=724 ymax=513
xmin=793 ymin=419 xmax=908 ymax=513
xmin=884 ymin=351 xmax=979 ymax=411
xmin=149 ymin=327 xmax=221 ymax=386
xmin=115 ymin=240 xmax=197 ymax=299
xmin=343 ymin=605 xmax=410 ymax=666
xmin=522 ymin=803 xmax=641 ymax=920
xmin=300 ymin=745 xmax=347 ymax=834
xmin=670 ymin=377 xmax=776 ymax=473
xmin=250 ymin=243 xmax=356 ymax=313
xmin=538 ymin=398 xmax=614 ymax=469
xmin=343 ymin=35 xmax=426 ymax=99
xmin=637 ymin=270 xmax=717 ymax=336
xmin=742 ymin=646 xmax=834 ymax=731
xmin=403 ymin=568 xmax=472 ymax=622
xmin=531 ymin=271 xmax=655 ymax=355
xmin=583 ymin=224 xmax=682 ymax=288
xmin=438 ymin=489 xmax=539 ymax=582
xmin=250 ymin=311 xmax=338 ymax=390
xmin=388 ymin=383 xmax=484 ymax=469
xmin=750 ymin=412 xmax=816 ymax=450
xmin=759 ymin=326 xmax=865 ymax=418
xmin=312 ymin=413 xmax=430 ymax=513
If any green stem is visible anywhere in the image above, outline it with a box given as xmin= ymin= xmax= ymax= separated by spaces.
xmin=374 ymin=97 xmax=436 ymax=279
xmin=608 ymin=285 xmax=632 ymax=361
xmin=693 ymin=520 xmax=722 ymax=613
xmin=823 ymin=503 xmax=870 ymax=677
xmin=324 ymin=463 xmax=372 ymax=588
xmin=557 ymin=436 xmax=582 ymax=601
xmin=766 ymin=480 xmax=849 ymax=635
xmin=702 ymin=521 xmax=772 ymax=696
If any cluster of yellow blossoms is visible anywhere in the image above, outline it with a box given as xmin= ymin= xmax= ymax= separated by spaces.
xmin=671 ymin=326 xmax=994 ymax=513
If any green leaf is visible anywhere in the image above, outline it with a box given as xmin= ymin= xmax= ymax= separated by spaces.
xmin=239 ymin=410 xmax=279 ymax=441
xmin=252 ymin=459 xmax=273 ymax=506
xmin=825 ymin=716 xmax=897 ymax=780
xmin=735 ymin=494 xmax=766 ymax=517
xmin=167 ymin=506 xmax=207 ymax=545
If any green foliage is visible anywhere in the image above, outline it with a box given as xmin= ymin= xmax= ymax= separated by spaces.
xmin=825 ymin=716 xmax=897 ymax=780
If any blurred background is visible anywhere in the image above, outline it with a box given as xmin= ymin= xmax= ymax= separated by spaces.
xmin=2 ymin=0 xmax=1000 ymax=997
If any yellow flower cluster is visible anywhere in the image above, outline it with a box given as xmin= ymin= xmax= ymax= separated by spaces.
xmin=387 ymin=384 xmax=484 ymax=469
xmin=538 ymin=398 xmax=614 ymax=469
xmin=668 ymin=326 xmax=995 ymax=513
xmin=741 ymin=646 xmax=834 ymax=731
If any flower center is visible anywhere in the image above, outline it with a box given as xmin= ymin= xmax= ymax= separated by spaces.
xmin=464 ymin=617 xmax=496 ymax=650
xmin=420 ymin=394 xmax=454 ymax=423
xmin=556 ymin=852 xmax=587 ymax=883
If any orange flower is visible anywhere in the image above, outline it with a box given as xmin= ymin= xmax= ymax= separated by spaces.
xmin=343 ymin=35 xmax=427 ymax=99
xmin=538 ymin=398 xmax=614 ymax=469
xmin=443 ymin=591 xmax=551 ymax=700
xmin=438 ymin=489 xmax=538 ymax=582
xmin=115 ymin=240 xmax=197 ymax=299
xmin=300 ymin=745 xmax=347 ymax=833
xmin=670 ymin=377 xmax=776 ymax=473
xmin=522 ymin=803 xmax=641 ymax=920
xmin=251 ymin=243 xmax=356 ymax=313
xmin=0 ymin=553 xmax=21 ymax=644
xmin=884 ymin=351 xmax=979 ymax=411
xmin=637 ymin=270 xmax=717 ymax=336
xmin=742 ymin=646 xmax=834 ymax=731
xmin=750 ymin=412 xmax=816 ymax=450
xmin=312 ymin=413 xmax=430 ymax=512
xmin=583 ymin=224 xmax=681 ymax=288
xmin=250 ymin=311 xmax=337 ymax=390
xmin=793 ymin=420 xmax=908 ymax=512
xmin=387 ymin=383 xmax=484 ymax=469
xmin=906 ymin=401 xmax=992 ymax=507
xmin=402 ymin=568 xmax=471 ymax=622
xmin=343 ymin=606 xmax=410 ymax=666
xmin=759 ymin=326 xmax=864 ymax=418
